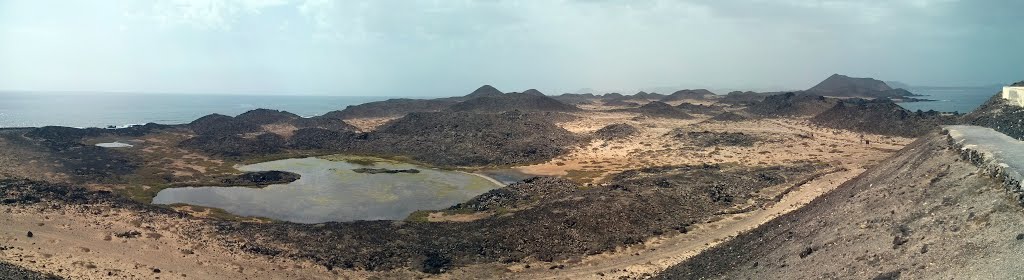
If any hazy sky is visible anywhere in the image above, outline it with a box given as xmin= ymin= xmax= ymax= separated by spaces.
xmin=0 ymin=0 xmax=1021 ymax=96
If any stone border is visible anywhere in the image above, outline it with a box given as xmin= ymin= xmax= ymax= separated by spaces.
xmin=943 ymin=129 xmax=1024 ymax=205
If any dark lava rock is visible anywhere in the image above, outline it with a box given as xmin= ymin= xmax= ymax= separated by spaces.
xmin=220 ymin=171 xmax=300 ymax=186
xmin=811 ymin=99 xmax=956 ymax=137
xmin=447 ymin=92 xmax=579 ymax=113
xmin=661 ymin=89 xmax=715 ymax=102
xmin=552 ymin=93 xmax=598 ymax=105
xmin=189 ymin=114 xmax=261 ymax=136
xmin=351 ymin=168 xmax=420 ymax=174
xmin=747 ymin=92 xmax=837 ymax=117
xmin=593 ymin=123 xmax=638 ymax=140
xmin=0 ymin=260 xmax=62 ymax=280
xmin=286 ymin=128 xmax=362 ymax=150
xmin=322 ymin=99 xmax=456 ymax=119
xmin=618 ymin=101 xmax=693 ymax=119
xmin=235 ymin=109 xmax=300 ymax=125
xmin=364 ymin=110 xmax=580 ymax=166
xmin=708 ymin=112 xmax=749 ymax=122
xmin=26 ymin=231 xmax=32 ymax=238
xmin=666 ymin=129 xmax=760 ymax=147
xmin=178 ymin=133 xmax=284 ymax=158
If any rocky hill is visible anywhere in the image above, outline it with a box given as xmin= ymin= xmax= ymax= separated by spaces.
xmin=234 ymin=109 xmax=300 ymax=125
xmin=716 ymin=91 xmax=773 ymax=106
xmin=447 ymin=92 xmax=579 ymax=113
xmin=322 ymin=98 xmax=456 ymax=119
xmin=661 ymin=89 xmax=715 ymax=102
xmin=633 ymin=91 xmax=666 ymax=100
xmin=746 ymin=92 xmax=837 ymax=117
xmin=464 ymin=85 xmax=504 ymax=99
xmin=189 ymin=114 xmax=262 ymax=136
xmin=364 ymin=110 xmax=581 ymax=166
xmin=593 ymin=123 xmax=639 ymax=140
xmin=806 ymin=74 xmax=917 ymax=99
xmin=810 ymin=99 xmax=955 ymax=137
xmin=655 ymin=133 xmax=1024 ymax=279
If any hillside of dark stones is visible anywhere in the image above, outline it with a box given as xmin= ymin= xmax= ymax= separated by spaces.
xmin=322 ymin=98 xmax=457 ymax=119
xmin=717 ymin=91 xmax=772 ymax=106
xmin=660 ymin=89 xmax=715 ymax=102
xmin=618 ymin=101 xmax=693 ymax=119
xmin=234 ymin=109 xmax=301 ymax=125
xmin=446 ymin=92 xmax=579 ymax=113
xmin=364 ymin=110 xmax=581 ymax=166
xmin=633 ymin=91 xmax=666 ymax=100
xmin=675 ymin=102 xmax=723 ymax=115
xmin=218 ymin=163 xmax=822 ymax=273
xmin=552 ymin=93 xmax=598 ymax=105
xmin=962 ymin=88 xmax=1024 ymax=140
xmin=746 ymin=92 xmax=837 ymax=117
xmin=189 ymin=114 xmax=262 ymax=136
xmin=810 ymin=99 xmax=956 ymax=137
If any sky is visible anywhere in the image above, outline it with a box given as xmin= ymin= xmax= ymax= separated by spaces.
xmin=0 ymin=0 xmax=1022 ymax=96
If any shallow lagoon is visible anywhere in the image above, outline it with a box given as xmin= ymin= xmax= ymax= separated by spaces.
xmin=152 ymin=156 xmax=502 ymax=223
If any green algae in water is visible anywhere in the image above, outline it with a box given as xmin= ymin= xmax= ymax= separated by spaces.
xmin=151 ymin=156 xmax=503 ymax=223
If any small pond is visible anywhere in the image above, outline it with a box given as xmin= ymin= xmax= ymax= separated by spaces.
xmin=152 ymin=156 xmax=503 ymax=223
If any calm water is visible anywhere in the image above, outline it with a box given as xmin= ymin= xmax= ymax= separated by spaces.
xmin=151 ymin=156 xmax=502 ymax=223
xmin=0 ymin=92 xmax=392 ymax=128
xmin=898 ymin=87 xmax=1000 ymax=113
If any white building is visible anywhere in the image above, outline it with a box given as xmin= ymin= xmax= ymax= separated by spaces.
xmin=1003 ymin=86 xmax=1024 ymax=107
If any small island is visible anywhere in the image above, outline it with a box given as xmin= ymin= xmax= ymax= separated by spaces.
xmin=352 ymin=168 xmax=421 ymax=174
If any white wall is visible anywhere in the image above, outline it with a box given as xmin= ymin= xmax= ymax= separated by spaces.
xmin=1003 ymin=87 xmax=1024 ymax=107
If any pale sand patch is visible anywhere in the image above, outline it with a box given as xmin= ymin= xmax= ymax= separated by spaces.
xmin=261 ymin=123 xmax=298 ymax=138
xmin=345 ymin=117 xmax=398 ymax=132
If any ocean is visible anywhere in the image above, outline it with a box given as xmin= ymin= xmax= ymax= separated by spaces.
xmin=0 ymin=87 xmax=1001 ymax=128
xmin=897 ymin=87 xmax=1001 ymax=114
xmin=0 ymin=92 xmax=392 ymax=128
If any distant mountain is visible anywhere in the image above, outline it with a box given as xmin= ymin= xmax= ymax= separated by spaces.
xmin=618 ymin=101 xmax=693 ymax=119
xmin=465 ymin=85 xmax=504 ymax=98
xmin=323 ymin=98 xmax=456 ymax=119
xmin=884 ymin=80 xmax=913 ymax=89
xmin=807 ymin=74 xmax=916 ymax=99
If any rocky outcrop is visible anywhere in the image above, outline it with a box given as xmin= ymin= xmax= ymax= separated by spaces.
xmin=633 ymin=91 xmax=666 ymax=99
xmin=219 ymin=171 xmax=300 ymax=186
xmin=675 ymin=102 xmax=723 ymax=115
xmin=289 ymin=116 xmax=360 ymax=132
xmin=286 ymin=128 xmax=362 ymax=150
xmin=666 ymin=129 xmax=761 ymax=147
xmin=717 ymin=91 xmax=772 ymax=106
xmin=810 ymin=99 xmax=955 ymax=137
